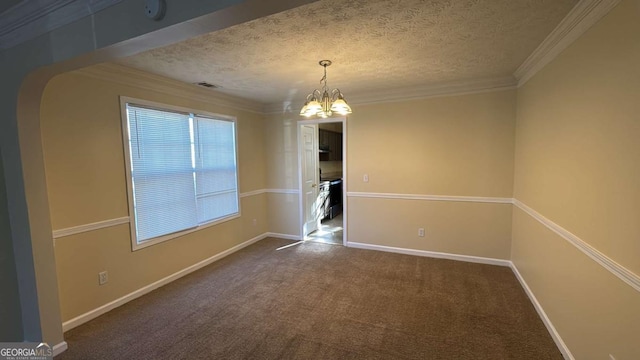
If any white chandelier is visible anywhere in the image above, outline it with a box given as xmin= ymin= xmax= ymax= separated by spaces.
xmin=299 ymin=60 xmax=352 ymax=118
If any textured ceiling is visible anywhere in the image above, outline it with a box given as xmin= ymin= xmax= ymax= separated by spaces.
xmin=117 ymin=0 xmax=577 ymax=105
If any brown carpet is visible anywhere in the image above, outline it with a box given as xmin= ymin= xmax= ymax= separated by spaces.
xmin=56 ymin=238 xmax=562 ymax=360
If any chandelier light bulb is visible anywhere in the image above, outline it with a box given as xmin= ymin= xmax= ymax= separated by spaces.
xmin=330 ymin=97 xmax=352 ymax=115
xmin=300 ymin=60 xmax=352 ymax=118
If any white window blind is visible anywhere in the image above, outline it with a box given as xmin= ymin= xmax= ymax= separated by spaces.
xmin=125 ymin=104 xmax=239 ymax=245
xmin=194 ymin=116 xmax=239 ymax=224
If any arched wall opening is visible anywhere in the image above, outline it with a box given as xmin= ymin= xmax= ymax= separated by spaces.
xmin=2 ymin=0 xmax=316 ymax=347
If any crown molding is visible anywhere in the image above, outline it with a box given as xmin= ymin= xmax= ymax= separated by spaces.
xmin=263 ymin=76 xmax=517 ymax=114
xmin=514 ymin=0 xmax=621 ymax=87
xmin=74 ymin=63 xmax=266 ymax=114
xmin=0 ymin=0 xmax=125 ymax=51
xmin=78 ymin=64 xmax=515 ymax=116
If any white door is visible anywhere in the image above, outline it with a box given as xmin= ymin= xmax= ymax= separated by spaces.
xmin=301 ymin=124 xmax=319 ymax=236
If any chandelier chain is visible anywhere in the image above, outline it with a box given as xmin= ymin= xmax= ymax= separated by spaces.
xmin=299 ymin=60 xmax=352 ymax=118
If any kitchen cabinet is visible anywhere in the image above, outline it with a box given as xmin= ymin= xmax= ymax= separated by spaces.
xmin=319 ymin=129 xmax=342 ymax=161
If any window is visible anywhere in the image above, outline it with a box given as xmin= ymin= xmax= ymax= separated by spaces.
xmin=121 ymin=99 xmax=239 ymax=249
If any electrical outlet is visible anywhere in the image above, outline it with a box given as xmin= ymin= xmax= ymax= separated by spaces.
xmin=418 ymin=228 xmax=425 ymax=237
xmin=98 ymin=271 xmax=108 ymax=285
xmin=252 ymin=218 xmax=257 ymax=226
xmin=363 ymin=174 xmax=369 ymax=182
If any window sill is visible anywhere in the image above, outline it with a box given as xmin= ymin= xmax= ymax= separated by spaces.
xmin=131 ymin=212 xmax=241 ymax=251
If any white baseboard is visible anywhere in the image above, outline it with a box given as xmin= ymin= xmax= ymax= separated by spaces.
xmin=346 ymin=241 xmax=512 ymax=267
xmin=52 ymin=341 xmax=68 ymax=356
xmin=347 ymin=241 xmax=571 ymax=358
xmin=62 ymin=233 xmax=269 ymax=332
xmin=510 ymin=264 xmax=574 ymax=360
xmin=513 ymin=199 xmax=640 ymax=294
xmin=57 ymin=231 xmax=572 ymax=359
xmin=265 ymin=232 xmax=302 ymax=241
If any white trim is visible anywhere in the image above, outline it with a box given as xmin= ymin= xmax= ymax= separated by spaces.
xmin=52 ymin=341 xmax=68 ymax=356
xmin=51 ymin=189 xmax=294 ymax=239
xmin=296 ymin=117 xmax=348 ymax=245
xmin=510 ymin=264 xmax=574 ymax=360
xmin=346 ymin=241 xmax=572 ymax=357
xmin=120 ymin=97 xmax=139 ymax=250
xmin=240 ymin=188 xmax=303 ymax=198
xmin=133 ymin=213 xmax=242 ymax=251
xmin=239 ymin=189 xmax=266 ymax=198
xmin=52 ymin=217 xmax=130 ymax=239
xmin=346 ymin=241 xmax=511 ymax=267
xmin=119 ymin=96 xmax=242 ymax=251
xmin=349 ymin=77 xmax=517 ymax=106
xmin=341 ymin=120 xmax=348 ymax=247
xmin=264 ymin=77 xmax=516 ymax=114
xmin=266 ymin=188 xmax=300 ymax=195
xmin=62 ymin=232 xmax=269 ymax=332
xmin=77 ymin=64 xmax=265 ymax=114
xmin=0 ymin=0 xmax=74 ymax=34
xmin=265 ymin=232 xmax=302 ymax=241
xmin=0 ymin=0 xmax=124 ymax=50
xmin=347 ymin=192 xmax=512 ymax=204
xmin=297 ymin=122 xmax=317 ymax=238
xmin=515 ymin=0 xmax=621 ymax=86
xmin=513 ymin=199 xmax=640 ymax=293
xmin=51 ymin=195 xmax=639 ymax=294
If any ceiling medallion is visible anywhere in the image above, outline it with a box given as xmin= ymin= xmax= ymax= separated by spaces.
xmin=299 ymin=60 xmax=352 ymax=118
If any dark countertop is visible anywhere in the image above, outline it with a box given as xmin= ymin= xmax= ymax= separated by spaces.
xmin=320 ymin=176 xmax=342 ymax=182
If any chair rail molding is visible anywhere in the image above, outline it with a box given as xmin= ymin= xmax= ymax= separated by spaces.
xmin=49 ymin=193 xmax=639 ymax=295
xmin=52 ymin=216 xmax=130 ymax=239
xmin=513 ymin=199 xmax=640 ymax=293
xmin=51 ymin=189 xmax=299 ymax=239
xmin=347 ymin=192 xmax=512 ymax=204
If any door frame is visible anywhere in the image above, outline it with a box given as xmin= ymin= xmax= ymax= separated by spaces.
xmin=297 ymin=117 xmax=348 ymax=246
xmin=300 ymin=123 xmax=320 ymax=236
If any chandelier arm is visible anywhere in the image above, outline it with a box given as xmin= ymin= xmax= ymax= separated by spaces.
xmin=301 ymin=60 xmax=350 ymax=118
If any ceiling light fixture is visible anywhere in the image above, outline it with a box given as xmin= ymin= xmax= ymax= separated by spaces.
xmin=300 ymin=60 xmax=352 ymax=118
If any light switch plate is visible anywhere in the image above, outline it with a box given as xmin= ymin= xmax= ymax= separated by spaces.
xmin=99 ymin=271 xmax=108 ymax=285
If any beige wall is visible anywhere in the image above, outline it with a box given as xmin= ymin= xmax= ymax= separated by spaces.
xmin=347 ymin=90 xmax=516 ymax=259
xmin=349 ymin=198 xmax=512 ymax=259
xmin=512 ymin=0 xmax=640 ymax=358
xmin=265 ymin=90 xmax=516 ymax=258
xmin=41 ymin=69 xmax=268 ymax=321
xmin=263 ymin=113 xmax=301 ymax=236
xmin=264 ymin=113 xmax=299 ymax=190
xmin=266 ymin=193 xmax=300 ymax=236
xmin=349 ymin=91 xmax=516 ymax=197
xmin=37 ymin=3 xmax=640 ymax=357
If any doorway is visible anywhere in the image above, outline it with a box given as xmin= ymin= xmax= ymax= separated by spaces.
xmin=298 ymin=118 xmax=347 ymax=246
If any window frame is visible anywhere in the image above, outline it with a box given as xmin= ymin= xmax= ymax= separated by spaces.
xmin=119 ymin=96 xmax=241 ymax=251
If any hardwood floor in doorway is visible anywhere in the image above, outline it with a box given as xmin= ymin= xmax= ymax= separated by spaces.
xmin=306 ymin=213 xmax=343 ymax=245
